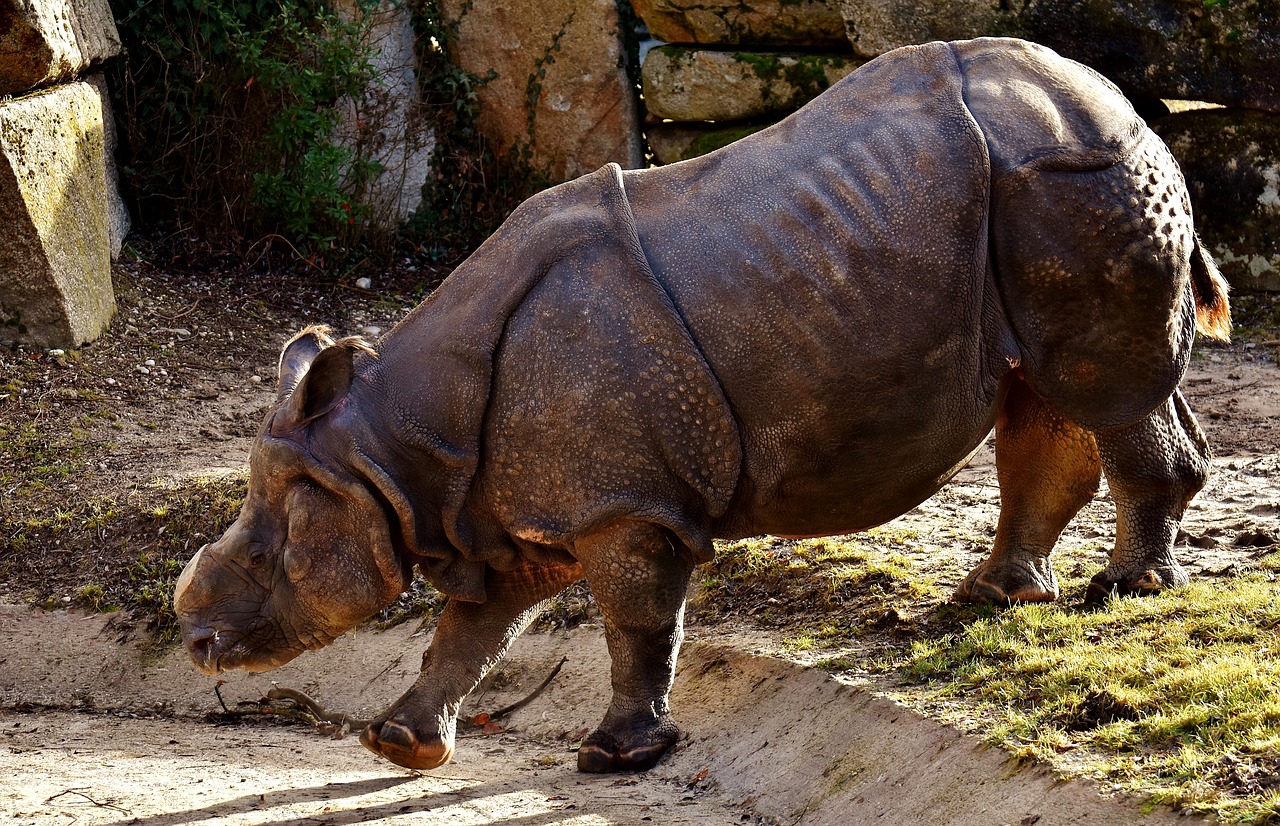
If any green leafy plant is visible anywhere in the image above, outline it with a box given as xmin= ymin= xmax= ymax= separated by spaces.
xmin=222 ymin=2 xmax=386 ymax=250
xmin=110 ymin=0 xmax=382 ymax=257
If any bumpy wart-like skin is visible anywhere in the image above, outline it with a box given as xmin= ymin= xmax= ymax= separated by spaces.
xmin=174 ymin=39 xmax=1231 ymax=774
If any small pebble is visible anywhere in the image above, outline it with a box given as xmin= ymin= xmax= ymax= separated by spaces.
xmin=250 ymin=375 xmax=263 ymax=384
xmin=362 ymin=325 xmax=382 ymax=337
xmin=356 ymin=277 xmax=372 ymax=290
xmin=144 ymin=359 xmax=156 ymax=367
xmin=47 ymin=348 xmax=65 ymax=357
xmin=106 ymin=378 xmax=117 ymax=385
xmin=137 ymin=366 xmax=150 ymax=375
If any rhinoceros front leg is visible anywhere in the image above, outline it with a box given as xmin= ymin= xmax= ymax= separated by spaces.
xmin=1085 ymin=389 xmax=1209 ymax=604
xmin=360 ymin=558 xmax=583 ymax=770
xmin=573 ymin=521 xmax=694 ymax=773
xmin=957 ymin=379 xmax=1102 ymax=604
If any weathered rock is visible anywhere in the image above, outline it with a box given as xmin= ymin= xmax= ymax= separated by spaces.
xmin=0 ymin=0 xmax=122 ymax=96
xmin=642 ymin=46 xmax=862 ymax=122
xmin=647 ymin=120 xmax=770 ymax=164
xmin=632 ymin=0 xmax=847 ymax=47
xmin=85 ymin=72 xmax=130 ymax=260
xmin=0 ymin=81 xmax=115 ymax=347
xmin=1155 ymin=108 xmax=1280 ymax=292
xmin=440 ymin=0 xmax=642 ymax=181
xmin=837 ymin=0 xmax=1280 ymax=112
xmin=333 ymin=0 xmax=434 ymax=228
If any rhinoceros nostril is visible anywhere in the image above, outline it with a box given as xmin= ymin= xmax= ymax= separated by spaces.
xmin=185 ymin=626 xmax=222 ymax=670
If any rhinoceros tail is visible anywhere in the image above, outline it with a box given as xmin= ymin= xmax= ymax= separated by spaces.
xmin=1190 ymin=237 xmax=1231 ymax=342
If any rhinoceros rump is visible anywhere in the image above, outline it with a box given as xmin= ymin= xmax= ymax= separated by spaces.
xmin=174 ymin=38 xmax=1230 ymax=774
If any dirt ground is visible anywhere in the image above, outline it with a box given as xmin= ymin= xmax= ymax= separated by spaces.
xmin=0 ymin=246 xmax=1277 ymax=824
xmin=0 ymin=606 xmax=1215 ymax=826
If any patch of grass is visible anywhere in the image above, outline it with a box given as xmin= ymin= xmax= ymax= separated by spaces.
xmin=75 ymin=583 xmax=114 ymax=612
xmin=0 ymin=472 xmax=248 ymax=644
xmin=0 ymin=418 xmax=91 ymax=494
xmin=696 ymin=531 xmax=953 ymax=636
xmin=784 ymin=621 xmax=848 ymax=652
xmin=531 ymin=580 xmax=597 ymax=632
xmin=1227 ymin=292 xmax=1280 ymax=349
xmin=374 ymin=575 xmax=447 ymax=631
xmin=896 ymin=574 xmax=1280 ymax=823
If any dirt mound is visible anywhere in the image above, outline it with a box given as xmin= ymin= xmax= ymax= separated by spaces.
xmin=1 ymin=606 xmax=1206 ymax=825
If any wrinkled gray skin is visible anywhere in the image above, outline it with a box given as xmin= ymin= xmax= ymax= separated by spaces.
xmin=174 ymin=39 xmax=1231 ymax=774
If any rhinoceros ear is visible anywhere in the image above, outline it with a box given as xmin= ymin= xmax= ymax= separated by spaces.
xmin=275 ymin=344 xmax=355 ymax=432
xmin=278 ymin=326 xmax=335 ymax=403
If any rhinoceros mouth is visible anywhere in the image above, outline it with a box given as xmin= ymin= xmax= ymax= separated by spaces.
xmin=183 ymin=620 xmax=305 ymax=676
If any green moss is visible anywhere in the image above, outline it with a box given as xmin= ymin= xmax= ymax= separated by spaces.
xmin=687 ymin=124 xmax=768 ymax=157
xmin=731 ymin=52 xmax=840 ymax=97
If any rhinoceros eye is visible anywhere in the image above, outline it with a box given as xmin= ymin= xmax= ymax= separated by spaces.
xmin=248 ymin=550 xmax=267 ymax=568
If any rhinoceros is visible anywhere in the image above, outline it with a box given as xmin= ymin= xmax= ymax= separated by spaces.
xmin=174 ymin=37 xmax=1230 ymax=774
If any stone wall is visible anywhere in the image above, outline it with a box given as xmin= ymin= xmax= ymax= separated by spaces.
xmin=630 ymin=0 xmax=1280 ymax=291
xmin=333 ymin=0 xmax=435 ymax=228
xmin=441 ymin=0 xmax=643 ymax=182
xmin=0 ymin=0 xmax=130 ymax=348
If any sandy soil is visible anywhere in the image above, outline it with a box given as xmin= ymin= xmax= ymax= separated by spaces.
xmin=0 ymin=607 xmax=1211 ymax=826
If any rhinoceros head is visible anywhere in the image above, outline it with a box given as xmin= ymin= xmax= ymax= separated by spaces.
xmin=173 ymin=327 xmax=410 ymax=675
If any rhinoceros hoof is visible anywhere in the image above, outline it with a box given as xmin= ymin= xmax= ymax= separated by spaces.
xmin=576 ymin=723 xmax=678 ymax=773
xmin=360 ymin=720 xmax=454 ymax=770
xmin=954 ymin=560 xmax=1059 ymax=605
xmin=1084 ymin=565 xmax=1189 ymax=606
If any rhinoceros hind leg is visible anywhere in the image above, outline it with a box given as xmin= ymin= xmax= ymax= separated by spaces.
xmin=574 ymin=521 xmax=693 ymax=773
xmin=1084 ymin=389 xmax=1208 ymax=605
xmin=956 ymin=379 xmax=1101 ymax=604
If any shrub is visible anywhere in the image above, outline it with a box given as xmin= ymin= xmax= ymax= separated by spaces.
xmin=109 ymin=0 xmax=382 ymax=256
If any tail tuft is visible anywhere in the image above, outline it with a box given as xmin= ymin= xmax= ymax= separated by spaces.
xmin=1191 ymin=237 xmax=1231 ymax=342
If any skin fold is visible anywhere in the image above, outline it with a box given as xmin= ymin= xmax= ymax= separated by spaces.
xmin=174 ymin=37 xmax=1230 ymax=775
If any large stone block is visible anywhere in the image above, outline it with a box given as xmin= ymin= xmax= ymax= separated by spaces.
xmin=642 ymin=46 xmax=861 ymax=122
xmin=441 ymin=0 xmax=643 ymax=182
xmin=1155 ymin=108 xmax=1280 ymax=292
xmin=632 ymin=0 xmax=847 ymax=47
xmin=333 ymin=0 xmax=434 ymax=228
xmin=0 ymin=0 xmax=122 ymax=96
xmin=837 ymin=0 xmax=1280 ymax=112
xmin=647 ymin=120 xmax=770 ymax=164
xmin=85 ymin=72 xmax=129 ymax=259
xmin=0 ymin=81 xmax=115 ymax=347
